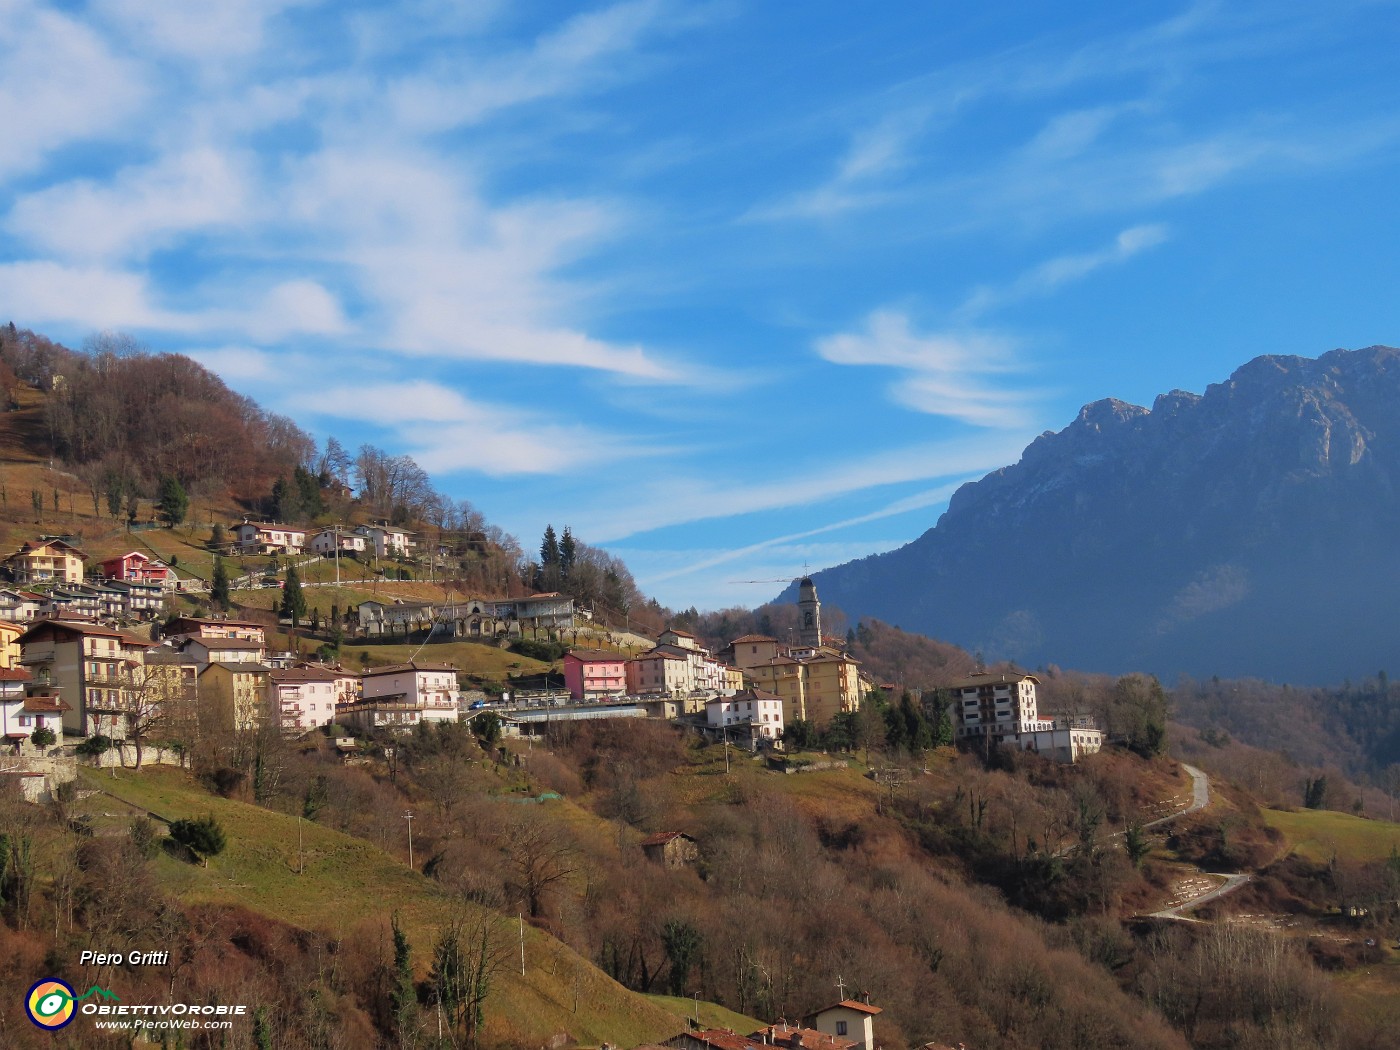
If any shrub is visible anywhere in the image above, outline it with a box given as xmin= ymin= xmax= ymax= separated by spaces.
xmin=75 ymin=734 xmax=112 ymax=757
xmin=29 ymin=726 xmax=56 ymax=748
xmin=168 ymin=814 xmax=226 ymax=867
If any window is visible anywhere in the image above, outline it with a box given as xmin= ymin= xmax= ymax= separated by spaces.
xmin=836 ymin=1023 xmax=848 ymax=1036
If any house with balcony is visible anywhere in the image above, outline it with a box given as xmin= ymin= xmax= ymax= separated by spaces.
xmin=7 ymin=538 xmax=86 ymax=585
xmin=269 ymin=665 xmax=343 ymax=734
xmin=310 ymin=527 xmax=366 ymax=557
xmin=706 ymin=687 xmax=784 ymax=745
xmin=165 ymin=617 xmax=266 ymax=646
xmin=18 ymin=620 xmax=147 ymax=738
xmin=563 ymin=648 xmax=627 ymax=701
xmin=0 ymin=588 xmax=44 ymax=623
xmin=198 ymin=661 xmax=269 ymax=731
xmin=231 ymin=521 xmax=307 ymax=555
xmin=354 ymin=524 xmax=415 ymax=559
xmin=176 ymin=635 xmax=267 ymax=670
xmin=340 ymin=662 xmax=459 ymax=731
xmin=98 ymin=551 xmax=171 ymax=586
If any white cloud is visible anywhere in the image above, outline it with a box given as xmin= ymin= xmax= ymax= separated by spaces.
xmin=0 ymin=2 xmax=149 ymax=183
xmin=388 ymin=0 xmax=673 ymax=131
xmin=0 ymin=261 xmax=170 ymax=330
xmin=295 ymin=380 xmax=660 ymax=476
xmin=7 ymin=148 xmax=250 ymax=261
xmin=749 ymin=110 xmax=927 ymax=221
xmin=91 ymin=0 xmax=304 ymax=63
xmin=575 ymin=431 xmax=1030 ymax=542
xmin=283 ymin=147 xmax=683 ymax=380
xmin=641 ymin=479 xmax=967 ymax=587
xmin=959 ymin=224 xmax=1169 ymax=318
xmin=815 ymin=309 xmax=1039 ymax=426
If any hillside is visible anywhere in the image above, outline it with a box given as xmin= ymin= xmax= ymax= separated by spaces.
xmin=794 ymin=346 xmax=1400 ymax=684
xmin=59 ymin=766 xmax=690 ymax=1049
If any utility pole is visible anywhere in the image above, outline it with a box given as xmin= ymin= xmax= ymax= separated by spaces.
xmin=403 ymin=811 xmax=414 ymax=870
xmin=298 ymin=815 xmax=304 ymax=875
xmin=519 ymin=913 xmax=526 ymax=975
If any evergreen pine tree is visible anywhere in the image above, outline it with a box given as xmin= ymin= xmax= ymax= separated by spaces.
xmin=559 ymin=527 xmax=576 ymax=581
xmin=157 ymin=476 xmax=188 ymax=526
xmin=280 ymin=563 xmax=307 ymax=629
xmin=211 ymin=557 xmax=230 ymax=609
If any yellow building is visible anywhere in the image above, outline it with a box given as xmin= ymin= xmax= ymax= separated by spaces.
xmin=198 ymin=661 xmax=270 ymax=732
xmin=18 ymin=620 xmax=145 ymax=737
xmin=0 ymin=620 xmax=23 ymax=669
xmin=8 ymin=538 xmax=86 ymax=585
xmin=743 ymin=647 xmax=865 ymax=728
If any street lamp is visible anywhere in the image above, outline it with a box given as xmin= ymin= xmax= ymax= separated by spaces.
xmin=403 ymin=811 xmax=415 ymax=870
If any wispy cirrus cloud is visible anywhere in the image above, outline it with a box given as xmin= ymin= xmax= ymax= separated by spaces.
xmin=814 ymin=309 xmax=1041 ymax=426
xmin=388 ymin=0 xmax=680 ymax=131
xmin=747 ymin=109 xmax=929 ymax=221
xmin=959 ymin=223 xmax=1169 ymax=319
xmin=297 ymin=379 xmax=663 ymax=476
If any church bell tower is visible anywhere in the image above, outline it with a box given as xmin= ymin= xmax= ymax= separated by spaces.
xmin=797 ymin=577 xmax=822 ymax=648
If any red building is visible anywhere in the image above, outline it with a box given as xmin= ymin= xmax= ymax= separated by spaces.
xmin=99 ymin=551 xmax=170 ymax=585
xmin=562 ymin=648 xmax=627 ymax=701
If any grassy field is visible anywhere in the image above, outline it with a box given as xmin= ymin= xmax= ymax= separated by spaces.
xmin=1264 ymin=808 xmax=1400 ymax=864
xmin=644 ymin=994 xmax=764 ymax=1033
xmin=76 ymin=767 xmax=701 ymax=1047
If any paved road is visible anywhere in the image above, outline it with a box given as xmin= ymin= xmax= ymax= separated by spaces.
xmin=1142 ymin=764 xmax=1254 ymax=920
xmin=1148 ymin=871 xmax=1253 ymax=921
xmin=1144 ymin=763 xmax=1210 ymax=828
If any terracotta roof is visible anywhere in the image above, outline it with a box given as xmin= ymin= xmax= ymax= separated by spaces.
xmin=18 ymin=619 xmax=125 ymax=642
xmin=271 ymin=667 xmax=342 ymax=683
xmin=360 ymin=662 xmax=457 ymax=676
xmin=565 ymin=648 xmax=627 ymax=662
xmin=0 ymin=668 xmax=31 ymax=681
xmin=635 ymin=649 xmax=687 ymax=662
xmin=810 ymin=1000 xmax=883 ymax=1017
xmin=23 ymin=696 xmax=70 ymax=713
xmin=751 ymin=1026 xmax=855 ymax=1050
xmin=730 ymin=634 xmax=778 ymax=644
xmin=662 ymin=627 xmax=696 ymax=638
xmin=184 ymin=637 xmax=265 ymax=650
xmin=678 ymin=1030 xmax=762 ymax=1050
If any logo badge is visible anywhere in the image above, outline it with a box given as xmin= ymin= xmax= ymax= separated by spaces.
xmin=25 ymin=978 xmax=76 ymax=1029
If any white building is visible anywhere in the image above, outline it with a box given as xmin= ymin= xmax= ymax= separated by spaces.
xmin=354 ymin=524 xmax=415 ymax=559
xmin=340 ymin=662 xmax=459 ymax=731
xmin=952 ymin=671 xmax=1103 ymax=762
xmin=269 ymin=666 xmax=343 ymax=734
xmin=310 ymin=528 xmax=366 ymax=557
xmin=232 ymin=521 xmax=307 ymax=555
xmin=705 ymin=687 xmax=784 ymax=742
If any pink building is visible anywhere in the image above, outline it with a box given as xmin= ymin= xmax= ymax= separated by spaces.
xmin=563 ymin=648 xmax=627 ymax=701
xmin=268 ymin=666 xmax=343 ymax=734
xmin=98 ymin=551 xmax=171 ymax=585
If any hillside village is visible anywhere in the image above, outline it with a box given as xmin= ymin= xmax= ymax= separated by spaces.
xmin=0 ymin=521 xmax=1105 ymax=785
xmin=0 ymin=334 xmax=1395 ymax=1050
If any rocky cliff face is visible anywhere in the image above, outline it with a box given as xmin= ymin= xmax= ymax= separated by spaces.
xmin=799 ymin=346 xmax=1400 ymax=683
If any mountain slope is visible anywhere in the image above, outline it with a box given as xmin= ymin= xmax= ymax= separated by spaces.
xmin=799 ymin=346 xmax=1400 ymax=683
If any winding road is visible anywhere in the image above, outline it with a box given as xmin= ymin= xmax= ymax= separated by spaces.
xmin=1142 ymin=763 xmax=1255 ymax=921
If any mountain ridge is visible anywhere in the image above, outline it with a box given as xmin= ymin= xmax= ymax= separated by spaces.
xmin=793 ymin=345 xmax=1400 ymax=683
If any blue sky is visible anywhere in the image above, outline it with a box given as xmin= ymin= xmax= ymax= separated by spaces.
xmin=3 ymin=1 xmax=1400 ymax=612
